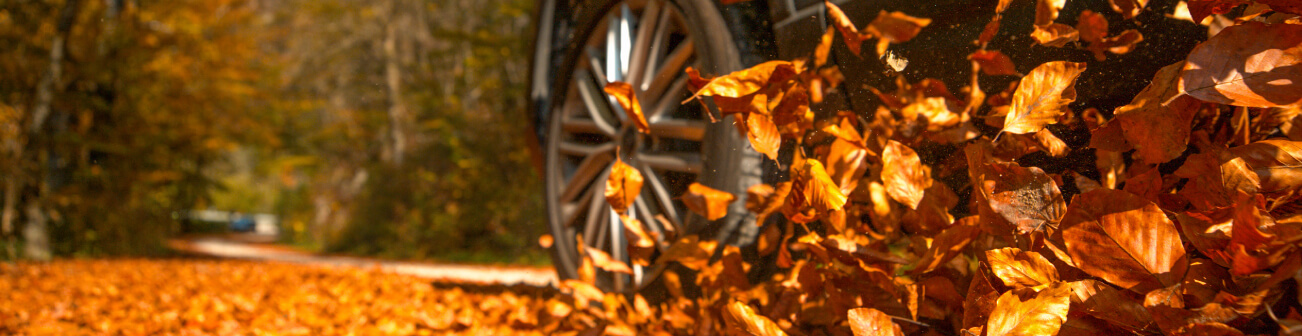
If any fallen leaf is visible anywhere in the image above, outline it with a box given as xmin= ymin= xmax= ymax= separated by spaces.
xmin=911 ymin=216 xmax=980 ymax=275
xmin=724 ymin=301 xmax=788 ymax=336
xmin=1179 ymin=22 xmax=1302 ymax=108
xmin=605 ymin=158 xmax=644 ymax=214
xmin=1228 ymin=139 xmax=1302 ymax=200
xmin=985 ymin=283 xmax=1072 ymax=336
xmin=682 ymin=182 xmax=736 ymax=221
xmin=1002 ymin=61 xmax=1087 ymax=134
xmin=1186 ymin=0 xmax=1248 ymax=24
xmin=604 ymin=82 xmax=650 ymax=133
xmin=1066 ymin=279 xmax=1159 ymax=333
xmin=881 ymin=140 xmax=932 ymax=209
xmin=978 ymin=162 xmax=1067 ymax=234
xmin=848 ymin=308 xmax=904 ymax=336
xmin=1114 ymin=61 xmax=1201 ymax=164
xmin=1061 ymin=188 xmax=1188 ymax=293
xmin=986 ymin=247 xmax=1060 ymax=289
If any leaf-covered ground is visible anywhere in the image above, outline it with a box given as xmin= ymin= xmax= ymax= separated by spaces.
xmin=0 ymin=259 xmax=566 ymax=335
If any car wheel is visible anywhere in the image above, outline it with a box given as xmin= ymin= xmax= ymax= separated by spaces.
xmin=539 ymin=0 xmax=763 ymax=292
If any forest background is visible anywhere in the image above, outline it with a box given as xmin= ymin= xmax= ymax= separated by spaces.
xmin=0 ymin=0 xmax=548 ymax=264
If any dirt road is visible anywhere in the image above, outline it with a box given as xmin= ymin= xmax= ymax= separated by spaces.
xmin=168 ymin=236 xmax=557 ymax=287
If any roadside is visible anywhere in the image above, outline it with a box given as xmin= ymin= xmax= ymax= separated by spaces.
xmin=167 ymin=235 xmax=557 ymax=287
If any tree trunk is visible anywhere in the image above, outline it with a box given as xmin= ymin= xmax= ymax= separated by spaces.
xmin=383 ymin=6 xmax=409 ymax=166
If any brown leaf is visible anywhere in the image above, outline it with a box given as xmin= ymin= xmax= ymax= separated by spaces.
xmin=682 ymin=182 xmax=736 ymax=221
xmin=971 ymin=50 xmax=1019 ymax=76
xmin=1035 ymin=0 xmax=1068 ymax=26
xmin=865 ymin=11 xmax=932 ymax=56
xmin=847 ymin=308 xmax=904 ymax=336
xmin=827 ymin=136 xmax=872 ymax=195
xmin=1109 ymin=0 xmax=1149 ymax=19
xmin=985 ymin=283 xmax=1072 ymax=336
xmin=1174 ymin=151 xmax=1261 ymax=211
xmin=1066 ymin=279 xmax=1160 ymax=333
xmin=1076 ymin=10 xmax=1109 ymax=43
xmin=742 ymin=112 xmax=781 ymax=161
xmin=1186 ymin=0 xmax=1248 ymax=24
xmin=1090 ymin=29 xmax=1143 ymax=60
xmin=1061 ymin=189 xmax=1188 ymax=293
xmin=1002 ymin=61 xmax=1086 ymax=134
xmin=911 ymin=216 xmax=980 ymax=275
xmin=1114 ymin=61 xmax=1201 ymax=164
xmin=1033 ymin=130 xmax=1069 ymax=157
xmin=746 ymin=182 xmax=791 ymax=226
xmin=586 ymin=247 xmax=633 ymax=274
xmin=688 ymin=61 xmax=797 ymax=101
xmin=825 ymin=1 xmax=872 ymax=56
xmin=978 ymin=162 xmax=1067 ymax=234
xmin=1228 ymin=139 xmax=1302 ymax=199
xmin=1032 ymin=23 xmax=1079 ymax=48
xmin=791 ymin=158 xmax=849 ymax=214
xmin=882 ymin=140 xmax=932 ymax=209
xmin=986 ymin=247 xmax=1060 ymax=289
xmin=605 ymin=157 xmax=644 ymax=214
xmin=724 ymin=301 xmax=788 ymax=336
xmin=980 ymin=16 xmax=1002 ymax=45
xmin=604 ymin=82 xmax=650 ymax=133
xmin=658 ymin=235 xmax=716 ymax=270
xmin=1179 ymin=22 xmax=1302 ymax=108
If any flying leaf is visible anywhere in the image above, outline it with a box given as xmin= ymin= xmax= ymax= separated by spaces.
xmin=604 ymin=82 xmax=650 ymax=133
xmin=848 ymin=308 xmax=904 ymax=336
xmin=687 ymin=61 xmax=797 ymax=102
xmin=970 ymin=50 xmax=1019 ymax=76
xmin=825 ymin=1 xmax=872 ymax=56
xmin=865 ymin=11 xmax=932 ymax=56
xmin=724 ymin=301 xmax=788 ymax=336
xmin=1076 ymin=10 xmax=1109 ymax=43
xmin=1114 ymin=61 xmax=1201 ymax=164
xmin=1002 ymin=61 xmax=1086 ymax=134
xmin=881 ymin=140 xmax=931 ymax=209
xmin=1109 ymin=0 xmax=1149 ymax=19
xmin=744 ymin=111 xmax=781 ymax=161
xmin=658 ymin=235 xmax=716 ymax=270
xmin=1035 ymin=0 xmax=1067 ymax=26
xmin=682 ymin=182 xmax=736 ymax=221
xmin=978 ymin=162 xmax=1066 ymax=234
xmin=1031 ymin=23 xmax=1079 ymax=47
xmin=746 ymin=182 xmax=791 ymax=226
xmin=827 ymin=132 xmax=871 ymax=195
xmin=586 ymin=247 xmax=633 ymax=274
xmin=791 ymin=158 xmax=848 ymax=214
xmin=605 ymin=158 xmax=643 ymax=214
xmin=1179 ymin=22 xmax=1302 ymax=108
xmin=911 ymin=216 xmax=980 ymax=275
xmin=1061 ymin=189 xmax=1188 ymax=293
xmin=986 ymin=247 xmax=1060 ymax=289
xmin=1186 ymin=0 xmax=1248 ymax=24
xmin=985 ymin=283 xmax=1072 ymax=336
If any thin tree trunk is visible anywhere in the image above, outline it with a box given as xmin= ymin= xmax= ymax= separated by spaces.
xmin=383 ymin=10 xmax=409 ymax=166
xmin=23 ymin=0 xmax=83 ymax=260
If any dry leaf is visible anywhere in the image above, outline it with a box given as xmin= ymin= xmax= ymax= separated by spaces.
xmin=847 ymin=308 xmax=904 ymax=336
xmin=882 ymin=140 xmax=931 ymax=209
xmin=985 ymin=283 xmax=1072 ymax=336
xmin=986 ymin=247 xmax=1060 ymax=289
xmin=586 ymin=248 xmax=633 ymax=274
xmin=605 ymin=157 xmax=644 ymax=214
xmin=865 ymin=11 xmax=932 ymax=56
xmin=791 ymin=158 xmax=849 ymax=214
xmin=1061 ymin=189 xmax=1188 ymax=293
xmin=977 ymin=162 xmax=1066 ymax=234
xmin=1179 ymin=22 xmax=1302 ymax=108
xmin=724 ymin=301 xmax=788 ymax=336
xmin=604 ymin=82 xmax=650 ymax=133
xmin=682 ymin=182 xmax=736 ymax=221
xmin=1114 ymin=61 xmax=1201 ymax=164
xmin=1002 ymin=61 xmax=1086 ymax=134
xmin=971 ymin=50 xmax=1019 ymax=76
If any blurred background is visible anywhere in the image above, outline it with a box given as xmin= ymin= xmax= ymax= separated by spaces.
xmin=0 ymin=0 xmax=548 ymax=264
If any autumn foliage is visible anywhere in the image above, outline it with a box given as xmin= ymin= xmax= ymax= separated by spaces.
xmin=546 ymin=1 xmax=1302 ymax=335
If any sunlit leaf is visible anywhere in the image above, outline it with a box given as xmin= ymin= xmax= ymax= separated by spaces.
xmin=881 ymin=140 xmax=931 ymax=209
xmin=723 ymin=301 xmax=788 ymax=336
xmin=985 ymin=283 xmax=1072 ymax=336
xmin=791 ymin=158 xmax=849 ymax=214
xmin=604 ymin=81 xmax=650 ymax=133
xmin=1061 ymin=189 xmax=1188 ymax=293
xmin=865 ymin=11 xmax=932 ymax=56
xmin=986 ymin=247 xmax=1059 ymax=289
xmin=1113 ymin=61 xmax=1200 ymax=164
xmin=605 ymin=158 xmax=644 ymax=214
xmin=586 ymin=248 xmax=633 ymax=274
xmin=1179 ymin=22 xmax=1302 ymax=108
xmin=1002 ymin=61 xmax=1086 ymax=134
xmin=977 ymin=162 xmax=1066 ymax=235
xmin=682 ymin=182 xmax=736 ymax=221
xmin=847 ymin=308 xmax=904 ymax=336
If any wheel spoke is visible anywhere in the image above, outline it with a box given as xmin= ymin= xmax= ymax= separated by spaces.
xmin=561 ymin=186 xmax=592 ymax=227
xmin=624 ymin=0 xmax=661 ymax=88
xmin=561 ymin=151 xmax=614 ymax=203
xmin=646 ymin=74 xmax=689 ymax=122
xmin=638 ymin=163 xmax=682 ymax=230
xmin=561 ymin=117 xmax=609 ymax=136
xmin=574 ymin=69 xmax=621 ymax=133
xmin=558 ymin=141 xmax=615 ymax=157
xmin=582 ymin=167 xmax=611 ymax=245
xmin=648 ymin=117 xmax=705 ymax=141
xmin=637 ymin=151 xmax=703 ymax=174
xmin=641 ymin=6 xmax=674 ymax=91
xmin=644 ymin=39 xmax=694 ymax=100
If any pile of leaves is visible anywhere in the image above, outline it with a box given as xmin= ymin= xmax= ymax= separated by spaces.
xmin=549 ymin=0 xmax=1302 ymax=335
xmin=0 ymin=259 xmax=569 ymax=335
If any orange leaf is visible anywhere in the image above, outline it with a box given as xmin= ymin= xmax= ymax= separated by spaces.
xmin=747 ymin=182 xmax=792 ymax=226
xmin=790 ymin=158 xmax=848 ymax=214
xmin=682 ymin=182 xmax=736 ymax=221
xmin=827 ymin=132 xmax=871 ymax=195
xmin=604 ymin=157 xmax=643 ymax=214
xmin=586 ymin=248 xmax=633 ymax=274
xmin=865 ymin=11 xmax=932 ymax=56
xmin=1030 ymin=23 xmax=1079 ymax=47
xmin=825 ymin=1 xmax=873 ymax=56
xmin=881 ymin=140 xmax=931 ymax=209
xmin=1035 ymin=0 xmax=1067 ymax=27
xmin=847 ymin=308 xmax=904 ymax=336
xmin=723 ymin=301 xmax=788 ymax=336
xmin=1061 ymin=189 xmax=1188 ymax=293
xmin=743 ymin=112 xmax=781 ymax=161
xmin=1002 ymin=61 xmax=1086 ymax=134
xmin=688 ymin=61 xmax=798 ymax=101
xmin=977 ymin=162 xmax=1066 ymax=234
xmin=1114 ymin=61 xmax=1201 ymax=165
xmin=1066 ymin=279 xmax=1159 ymax=333
xmin=910 ymin=216 xmax=980 ymax=275
xmin=970 ymin=50 xmax=1018 ymax=76
xmin=985 ymin=283 xmax=1072 ymax=336
xmin=657 ymin=235 xmax=716 ymax=270
xmin=1179 ymin=22 xmax=1302 ymax=108
xmin=603 ymin=82 xmax=650 ymax=133
xmin=1228 ymin=139 xmax=1302 ymax=198
xmin=1076 ymin=10 xmax=1109 ymax=43
xmin=986 ymin=247 xmax=1060 ymax=289
xmin=1186 ymin=0 xmax=1248 ymax=24
xmin=1109 ymin=0 xmax=1149 ymax=19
